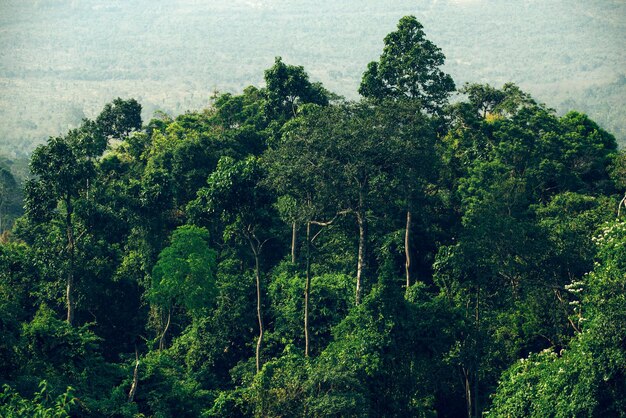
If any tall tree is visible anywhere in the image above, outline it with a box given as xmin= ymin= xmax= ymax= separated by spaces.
xmin=25 ymin=122 xmax=105 ymax=325
xmin=359 ymin=16 xmax=454 ymax=288
xmin=359 ymin=15 xmax=455 ymax=114
xmin=188 ymin=156 xmax=278 ymax=373
xmin=268 ymin=102 xmax=409 ymax=304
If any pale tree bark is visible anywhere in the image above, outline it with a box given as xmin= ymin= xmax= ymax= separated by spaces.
xmin=356 ymin=209 xmax=367 ymax=305
xmin=304 ymin=222 xmax=311 ymax=357
xmin=245 ymin=232 xmax=267 ymax=374
xmin=463 ymin=366 xmax=472 ymax=418
xmin=159 ymin=307 xmax=171 ymax=350
xmin=303 ymin=215 xmax=340 ymax=357
xmin=253 ymin=246 xmax=264 ymax=373
xmin=291 ymin=221 xmax=297 ymax=263
xmin=65 ymin=197 xmax=75 ymax=325
xmin=473 ymin=286 xmax=481 ymax=418
xmin=405 ymin=208 xmax=412 ymax=289
xmin=128 ymin=347 xmax=140 ymax=402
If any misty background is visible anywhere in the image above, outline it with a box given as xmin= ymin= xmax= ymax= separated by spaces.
xmin=0 ymin=0 xmax=624 ymax=156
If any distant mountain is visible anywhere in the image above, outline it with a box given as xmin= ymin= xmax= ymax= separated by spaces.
xmin=0 ymin=0 xmax=624 ymax=155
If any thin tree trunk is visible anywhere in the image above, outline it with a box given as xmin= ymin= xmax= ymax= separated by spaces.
xmin=474 ymin=286 xmax=481 ymax=418
xmin=291 ymin=221 xmax=297 ymax=263
xmin=356 ymin=207 xmax=367 ymax=305
xmin=65 ymin=197 xmax=75 ymax=325
xmin=304 ymin=222 xmax=311 ymax=357
xmin=405 ymin=209 xmax=412 ymax=289
xmin=128 ymin=347 xmax=140 ymax=402
xmin=253 ymin=248 xmax=264 ymax=373
xmin=159 ymin=307 xmax=171 ymax=350
xmin=463 ymin=366 xmax=472 ymax=418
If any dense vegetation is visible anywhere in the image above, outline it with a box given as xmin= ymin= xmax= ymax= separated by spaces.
xmin=1 ymin=16 xmax=625 ymax=417
xmin=0 ymin=0 xmax=624 ymax=156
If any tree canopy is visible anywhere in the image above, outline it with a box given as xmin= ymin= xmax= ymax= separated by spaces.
xmin=0 ymin=16 xmax=623 ymax=418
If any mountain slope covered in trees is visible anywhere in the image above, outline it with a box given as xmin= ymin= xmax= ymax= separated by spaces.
xmin=1 ymin=14 xmax=625 ymax=418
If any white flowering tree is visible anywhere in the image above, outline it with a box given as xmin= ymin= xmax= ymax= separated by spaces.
xmin=487 ymin=220 xmax=626 ymax=417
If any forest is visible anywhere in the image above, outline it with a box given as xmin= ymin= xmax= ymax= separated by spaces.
xmin=1 ymin=0 xmax=624 ymax=156
xmin=1 ymin=15 xmax=626 ymax=417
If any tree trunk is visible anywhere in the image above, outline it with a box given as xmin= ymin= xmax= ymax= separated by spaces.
xmin=356 ymin=207 xmax=367 ymax=305
xmin=128 ymin=347 xmax=140 ymax=402
xmin=291 ymin=221 xmax=297 ymax=263
xmin=474 ymin=286 xmax=481 ymax=418
xmin=304 ymin=222 xmax=311 ymax=357
xmin=463 ymin=366 xmax=472 ymax=418
xmin=405 ymin=209 xmax=412 ymax=289
xmin=159 ymin=307 xmax=171 ymax=350
xmin=253 ymin=248 xmax=264 ymax=373
xmin=65 ymin=197 xmax=75 ymax=325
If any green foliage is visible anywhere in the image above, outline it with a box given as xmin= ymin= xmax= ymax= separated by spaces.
xmin=149 ymin=225 xmax=217 ymax=316
xmin=250 ymin=347 xmax=309 ymax=418
xmin=0 ymin=17 xmax=623 ymax=418
xmin=307 ymin=275 xmax=454 ymax=417
xmin=269 ymin=266 xmax=354 ymax=355
xmin=0 ymin=165 xmax=23 ymax=232
xmin=0 ymin=381 xmax=76 ymax=418
xmin=488 ymin=221 xmax=626 ymax=417
xmin=127 ymin=349 xmax=211 ymax=418
xmin=95 ymin=97 xmax=143 ymax=139
xmin=264 ymin=57 xmax=330 ymax=123
xmin=0 ymin=242 xmax=41 ymax=381
xmin=359 ymin=15 xmax=455 ymax=114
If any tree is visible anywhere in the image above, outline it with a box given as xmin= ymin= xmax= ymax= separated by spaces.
xmin=488 ymin=221 xmax=626 ymax=417
xmin=360 ymin=16 xmax=453 ymax=288
xmin=269 ymin=103 xmax=398 ymax=304
xmin=189 ymin=156 xmax=278 ymax=373
xmin=95 ymin=98 xmax=142 ymax=140
xmin=307 ymin=267 xmax=459 ymax=417
xmin=0 ymin=381 xmax=76 ymax=417
xmin=0 ymin=166 xmax=22 ymax=233
xmin=264 ymin=57 xmax=330 ymax=122
xmin=148 ymin=225 xmax=217 ymax=349
xmin=24 ymin=122 xmax=105 ymax=325
xmin=265 ymin=105 xmax=347 ymax=355
xmin=359 ymin=15 xmax=455 ymax=114
xmin=436 ymin=89 xmax=618 ymax=417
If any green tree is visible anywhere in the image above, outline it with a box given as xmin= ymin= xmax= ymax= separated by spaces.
xmin=360 ymin=16 xmax=452 ymax=287
xmin=0 ymin=166 xmax=23 ymax=232
xmin=359 ymin=15 xmax=455 ymax=114
xmin=488 ymin=220 xmax=626 ymax=417
xmin=0 ymin=381 xmax=76 ymax=418
xmin=307 ymin=269 xmax=458 ymax=417
xmin=189 ymin=156 xmax=279 ymax=373
xmin=24 ymin=122 xmax=105 ymax=325
xmin=95 ymin=97 xmax=142 ymax=140
xmin=264 ymin=57 xmax=330 ymax=123
xmin=149 ymin=225 xmax=217 ymax=349
xmin=270 ymin=102 xmax=408 ymax=304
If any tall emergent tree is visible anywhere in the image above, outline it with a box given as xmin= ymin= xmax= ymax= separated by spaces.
xmin=359 ymin=15 xmax=455 ymax=114
xmin=25 ymin=121 xmax=106 ymax=325
xmin=359 ymin=15 xmax=454 ymax=288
